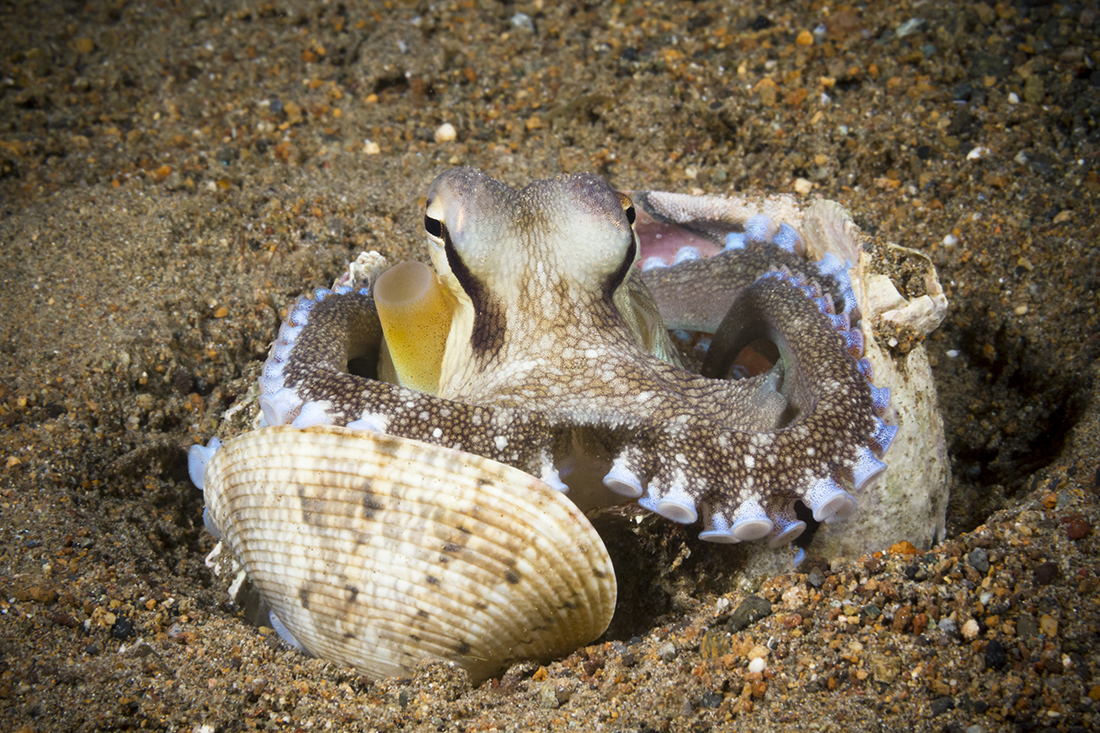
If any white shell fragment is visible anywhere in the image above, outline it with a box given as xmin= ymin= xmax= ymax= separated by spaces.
xmin=202 ymin=424 xmax=616 ymax=684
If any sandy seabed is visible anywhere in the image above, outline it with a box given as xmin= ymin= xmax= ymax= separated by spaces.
xmin=1 ymin=1 xmax=1098 ymax=731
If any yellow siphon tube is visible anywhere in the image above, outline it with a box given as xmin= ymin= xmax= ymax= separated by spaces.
xmin=373 ymin=260 xmax=454 ymax=395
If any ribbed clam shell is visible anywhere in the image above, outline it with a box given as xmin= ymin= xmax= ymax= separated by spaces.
xmin=202 ymin=424 xmax=616 ymax=683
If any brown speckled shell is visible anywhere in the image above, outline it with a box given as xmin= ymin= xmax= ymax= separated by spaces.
xmin=202 ymin=424 xmax=616 ymax=683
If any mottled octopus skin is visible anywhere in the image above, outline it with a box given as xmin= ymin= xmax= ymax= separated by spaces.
xmin=257 ymin=168 xmax=894 ymax=545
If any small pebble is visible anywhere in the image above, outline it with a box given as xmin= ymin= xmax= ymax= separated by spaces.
xmin=896 ymin=18 xmax=924 ymax=37
xmin=807 ymin=567 xmax=825 ymax=588
xmin=110 ymin=617 xmax=135 ymax=641
xmin=699 ymin=690 xmax=723 ymax=708
xmin=747 ymin=657 xmax=766 ymax=674
xmin=930 ymin=697 xmax=955 ymax=716
xmin=657 ymin=642 xmax=677 ymax=662
xmin=1062 ymin=514 xmax=1092 ymax=540
xmin=1039 ymin=614 xmax=1058 ymax=636
xmin=1034 ymin=561 xmax=1058 ymax=586
xmin=537 ymin=683 xmax=559 ymax=709
xmin=434 ymin=123 xmax=457 ymax=143
xmin=962 ymin=619 xmax=980 ymax=640
xmin=967 ymin=547 xmax=990 ymax=574
xmin=726 ymin=595 xmax=773 ymax=632
xmin=511 ymin=13 xmax=534 ymax=32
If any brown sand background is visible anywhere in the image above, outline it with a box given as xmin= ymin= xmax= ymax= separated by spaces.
xmin=1 ymin=1 xmax=1098 ymax=730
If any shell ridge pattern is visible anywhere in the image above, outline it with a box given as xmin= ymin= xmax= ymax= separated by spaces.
xmin=201 ymin=425 xmax=615 ymax=682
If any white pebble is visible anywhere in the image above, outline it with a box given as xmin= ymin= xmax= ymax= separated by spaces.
xmin=942 ymin=234 xmax=957 ymax=247
xmin=434 ymin=123 xmax=456 ymax=143
xmin=748 ymin=657 xmax=766 ymax=673
xmin=962 ymin=618 xmax=981 ymax=640
xmin=363 ymin=140 xmax=380 ymax=155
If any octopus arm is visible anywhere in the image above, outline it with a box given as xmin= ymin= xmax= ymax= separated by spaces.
xmin=263 ymin=287 xmax=565 ymax=487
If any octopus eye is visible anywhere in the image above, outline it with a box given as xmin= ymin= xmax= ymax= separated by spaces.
xmin=618 ymin=192 xmax=636 ymax=227
xmin=424 ymin=215 xmax=444 ymax=239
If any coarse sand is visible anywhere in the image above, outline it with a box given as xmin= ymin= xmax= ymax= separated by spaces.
xmin=1 ymin=1 xmax=1098 ymax=731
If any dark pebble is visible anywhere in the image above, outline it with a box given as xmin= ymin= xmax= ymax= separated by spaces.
xmin=171 ymin=368 xmax=194 ymax=396
xmin=699 ymin=690 xmax=723 ymax=708
xmin=1062 ymin=514 xmax=1092 ymax=540
xmin=750 ymin=14 xmax=774 ymax=31
xmin=930 ymin=697 xmax=955 ymax=716
xmin=110 ymin=617 xmax=135 ymax=640
xmin=1034 ymin=561 xmax=1058 ymax=586
xmin=807 ymin=567 xmax=825 ymax=588
xmin=968 ymin=547 xmax=990 ymax=574
xmin=952 ymin=82 xmax=973 ymax=101
xmin=726 ymin=595 xmax=773 ymax=632
xmin=984 ymin=639 xmax=1008 ymax=669
xmin=582 ymin=655 xmax=604 ymax=676
xmin=84 ymin=643 xmax=101 ymax=656
xmin=49 ymin=612 xmax=79 ymax=628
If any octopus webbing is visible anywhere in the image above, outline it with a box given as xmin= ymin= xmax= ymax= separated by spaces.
xmin=189 ymin=167 xmax=897 ymax=681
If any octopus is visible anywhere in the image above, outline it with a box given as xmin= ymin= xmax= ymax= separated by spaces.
xmin=190 ymin=167 xmax=902 ymax=683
